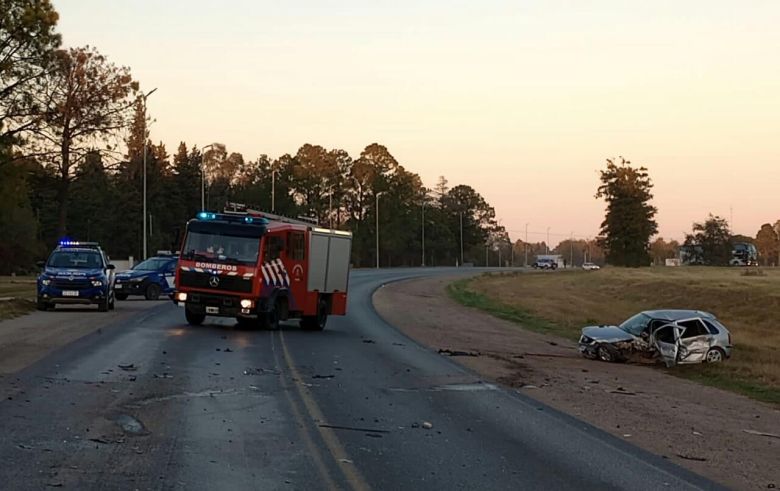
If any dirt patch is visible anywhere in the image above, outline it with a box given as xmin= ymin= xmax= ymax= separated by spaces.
xmin=373 ymin=275 xmax=780 ymax=491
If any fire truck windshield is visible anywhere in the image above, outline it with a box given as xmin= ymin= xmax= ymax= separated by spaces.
xmin=182 ymin=231 xmax=260 ymax=265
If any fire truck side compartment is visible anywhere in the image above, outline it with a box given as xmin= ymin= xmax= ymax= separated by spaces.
xmin=308 ymin=230 xmax=352 ymax=293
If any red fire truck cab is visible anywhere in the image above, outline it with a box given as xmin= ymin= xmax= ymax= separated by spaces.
xmin=172 ymin=203 xmax=352 ymax=330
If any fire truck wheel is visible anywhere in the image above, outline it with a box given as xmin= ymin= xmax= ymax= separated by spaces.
xmin=145 ymin=283 xmax=161 ymax=301
xmin=302 ymin=299 xmax=328 ymax=331
xmin=185 ymin=309 xmax=206 ymax=326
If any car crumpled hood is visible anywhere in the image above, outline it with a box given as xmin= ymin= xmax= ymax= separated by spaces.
xmin=581 ymin=325 xmax=635 ymax=343
xmin=43 ymin=267 xmax=104 ymax=278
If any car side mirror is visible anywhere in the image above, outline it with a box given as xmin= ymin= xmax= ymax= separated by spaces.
xmin=107 ymin=264 xmax=116 ymax=270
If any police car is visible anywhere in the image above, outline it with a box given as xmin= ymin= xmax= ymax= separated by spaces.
xmin=114 ymin=252 xmax=178 ymax=300
xmin=36 ymin=241 xmax=116 ymax=311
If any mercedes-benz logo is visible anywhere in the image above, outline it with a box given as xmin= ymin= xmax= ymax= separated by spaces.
xmin=208 ymin=276 xmax=220 ymax=287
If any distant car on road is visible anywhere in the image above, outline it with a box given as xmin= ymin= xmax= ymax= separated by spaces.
xmin=36 ymin=241 xmax=116 ymax=311
xmin=532 ymin=258 xmax=558 ymax=270
xmin=114 ymin=253 xmax=178 ymax=300
xmin=582 ymin=262 xmax=600 ymax=271
xmin=578 ymin=310 xmax=732 ymax=366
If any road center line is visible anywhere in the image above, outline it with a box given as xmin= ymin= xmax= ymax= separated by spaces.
xmin=279 ymin=331 xmax=372 ymax=491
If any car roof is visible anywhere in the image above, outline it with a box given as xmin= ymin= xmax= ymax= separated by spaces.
xmin=642 ymin=309 xmax=715 ymax=321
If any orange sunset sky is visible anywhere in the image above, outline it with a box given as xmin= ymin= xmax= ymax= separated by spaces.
xmin=54 ymin=0 xmax=779 ymax=246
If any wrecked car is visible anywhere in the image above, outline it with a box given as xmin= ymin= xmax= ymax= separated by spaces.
xmin=578 ymin=310 xmax=732 ymax=366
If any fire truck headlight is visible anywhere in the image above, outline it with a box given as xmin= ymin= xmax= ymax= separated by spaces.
xmin=176 ymin=292 xmax=188 ymax=302
xmin=240 ymin=299 xmax=253 ymax=309
xmin=91 ymin=280 xmax=103 ymax=287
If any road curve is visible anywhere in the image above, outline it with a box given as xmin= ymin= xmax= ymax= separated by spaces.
xmin=0 ymin=268 xmax=723 ymax=490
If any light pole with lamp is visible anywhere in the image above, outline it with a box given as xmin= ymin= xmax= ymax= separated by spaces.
xmin=141 ymin=87 xmax=157 ymax=261
xmin=271 ymin=168 xmax=279 ymax=212
xmin=201 ymin=143 xmax=220 ymax=211
xmin=459 ymin=211 xmax=464 ymax=266
xmin=546 ymin=227 xmax=551 ymax=254
xmin=421 ymin=200 xmax=425 ymax=267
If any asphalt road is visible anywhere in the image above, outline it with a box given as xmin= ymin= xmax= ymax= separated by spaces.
xmin=0 ymin=268 xmax=724 ymax=490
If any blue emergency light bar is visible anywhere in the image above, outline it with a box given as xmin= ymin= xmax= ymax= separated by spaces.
xmin=58 ymin=240 xmax=99 ymax=247
xmin=195 ymin=211 xmax=268 ymax=225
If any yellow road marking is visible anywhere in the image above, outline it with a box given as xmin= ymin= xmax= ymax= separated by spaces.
xmin=271 ymin=334 xmax=339 ymax=491
xmin=279 ymin=331 xmax=372 ymax=491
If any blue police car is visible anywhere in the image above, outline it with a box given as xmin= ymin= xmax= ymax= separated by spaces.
xmin=114 ymin=252 xmax=178 ymax=301
xmin=36 ymin=241 xmax=116 ymax=312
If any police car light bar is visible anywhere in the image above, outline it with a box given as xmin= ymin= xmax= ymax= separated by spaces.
xmin=197 ymin=212 xmax=217 ymax=220
xmin=58 ymin=240 xmax=99 ymax=247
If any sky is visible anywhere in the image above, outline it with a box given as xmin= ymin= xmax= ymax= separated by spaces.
xmin=54 ymin=0 xmax=779 ymax=246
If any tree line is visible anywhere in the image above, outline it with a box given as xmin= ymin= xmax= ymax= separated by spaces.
xmin=1 ymin=1 xmax=512 ymax=273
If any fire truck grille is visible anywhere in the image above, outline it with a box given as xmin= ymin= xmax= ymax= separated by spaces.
xmin=179 ymin=271 xmax=252 ymax=293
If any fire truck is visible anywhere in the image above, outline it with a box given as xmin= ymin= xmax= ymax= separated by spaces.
xmin=172 ymin=203 xmax=352 ymax=330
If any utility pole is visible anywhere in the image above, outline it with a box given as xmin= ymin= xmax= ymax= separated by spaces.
xmin=141 ymin=87 xmax=157 ymax=261
xmin=485 ymin=244 xmax=488 ymax=267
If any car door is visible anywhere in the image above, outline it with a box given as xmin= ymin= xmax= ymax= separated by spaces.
xmin=162 ymin=259 xmax=177 ymax=292
xmin=652 ymin=323 xmax=682 ymax=367
xmin=676 ymin=318 xmax=711 ymax=363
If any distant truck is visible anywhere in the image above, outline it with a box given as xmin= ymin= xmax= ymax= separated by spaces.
xmin=173 ymin=203 xmax=352 ymax=330
xmin=730 ymin=242 xmax=757 ymax=266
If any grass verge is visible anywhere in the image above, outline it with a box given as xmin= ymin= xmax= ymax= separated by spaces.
xmin=448 ymin=270 xmax=780 ymax=405
xmin=0 ymin=298 xmax=36 ymax=321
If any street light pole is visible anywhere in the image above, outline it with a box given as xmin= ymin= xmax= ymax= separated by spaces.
xmin=271 ymin=168 xmax=278 ymax=212
xmin=141 ymin=87 xmax=157 ymax=261
xmin=375 ymin=192 xmax=385 ymax=269
xmin=546 ymin=227 xmax=551 ymax=254
xmin=570 ymin=231 xmax=574 ymax=268
xmin=459 ymin=211 xmax=464 ymax=266
xmin=201 ymin=143 xmax=220 ymax=211
xmin=421 ymin=201 xmax=425 ymax=267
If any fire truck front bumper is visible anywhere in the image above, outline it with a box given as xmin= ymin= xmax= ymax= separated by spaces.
xmin=174 ymin=291 xmax=259 ymax=318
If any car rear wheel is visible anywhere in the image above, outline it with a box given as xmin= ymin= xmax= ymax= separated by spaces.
xmin=145 ymin=283 xmax=161 ymax=301
xmin=115 ymin=292 xmax=129 ymax=301
xmin=705 ymin=347 xmax=724 ymax=363
xmin=185 ymin=308 xmax=205 ymax=326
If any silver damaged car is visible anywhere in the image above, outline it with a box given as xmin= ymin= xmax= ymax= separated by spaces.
xmin=578 ymin=310 xmax=733 ymax=367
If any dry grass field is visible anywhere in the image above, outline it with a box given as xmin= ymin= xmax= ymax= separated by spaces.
xmin=449 ymin=267 xmax=780 ymax=404
xmin=0 ymin=276 xmax=36 ymax=320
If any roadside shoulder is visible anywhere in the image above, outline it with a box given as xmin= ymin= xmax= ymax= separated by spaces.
xmin=373 ymin=275 xmax=780 ymax=491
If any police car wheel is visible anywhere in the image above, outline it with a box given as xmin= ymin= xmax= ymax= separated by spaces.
xmin=36 ymin=298 xmax=52 ymax=311
xmin=145 ymin=283 xmax=161 ymax=301
xmin=98 ymin=297 xmax=109 ymax=312
xmin=115 ymin=293 xmax=128 ymax=301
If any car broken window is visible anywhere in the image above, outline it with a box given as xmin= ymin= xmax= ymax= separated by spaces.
xmin=679 ymin=319 xmax=707 ymax=338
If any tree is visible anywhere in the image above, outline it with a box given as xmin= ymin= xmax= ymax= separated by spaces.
xmin=595 ymin=157 xmax=658 ymax=267
xmin=755 ymin=223 xmax=779 ymax=266
xmin=650 ymin=237 xmax=680 ymax=265
xmin=0 ymin=0 xmax=60 ymax=151
xmin=684 ymin=214 xmax=731 ymax=266
xmin=31 ymin=46 xmax=138 ymax=237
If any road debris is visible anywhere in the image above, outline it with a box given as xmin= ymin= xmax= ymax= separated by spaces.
xmin=318 ymin=423 xmax=390 ymax=434
xmin=117 ymin=363 xmax=137 ymax=372
xmin=438 ymin=348 xmax=479 ymax=357
xmin=244 ymin=368 xmax=280 ymax=376
xmin=115 ymin=414 xmax=148 ymax=435
xmin=742 ymin=429 xmax=780 ymax=439
xmin=312 ymin=374 xmax=335 ymax=379
xmin=154 ymin=373 xmax=173 ymax=379
xmin=422 ymin=421 xmax=433 ymax=430
xmin=676 ymin=453 xmax=708 ymax=462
